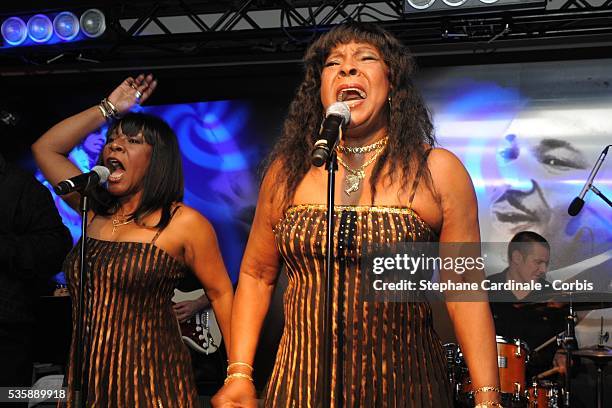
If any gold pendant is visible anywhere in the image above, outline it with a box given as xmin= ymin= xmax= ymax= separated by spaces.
xmin=111 ymin=217 xmax=133 ymax=234
xmin=345 ymin=171 xmax=364 ymax=195
xmin=112 ymin=219 xmax=120 ymax=234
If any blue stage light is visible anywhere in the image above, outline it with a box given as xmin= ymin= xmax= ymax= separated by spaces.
xmin=80 ymin=9 xmax=105 ymax=38
xmin=53 ymin=12 xmax=79 ymax=41
xmin=1 ymin=17 xmax=28 ymax=46
xmin=27 ymin=14 xmax=53 ymax=43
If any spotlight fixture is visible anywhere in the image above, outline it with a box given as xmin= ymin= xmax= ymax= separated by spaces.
xmin=2 ymin=9 xmax=108 ymax=47
xmin=27 ymin=14 xmax=53 ymax=43
xmin=404 ymin=0 xmax=545 ymax=14
xmin=53 ymin=11 xmax=80 ymax=41
xmin=406 ymin=0 xmax=437 ymax=9
xmin=79 ymin=9 xmax=106 ymax=38
xmin=1 ymin=17 xmax=28 ymax=46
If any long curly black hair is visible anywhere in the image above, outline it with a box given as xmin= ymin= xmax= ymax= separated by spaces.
xmin=263 ymin=22 xmax=436 ymax=208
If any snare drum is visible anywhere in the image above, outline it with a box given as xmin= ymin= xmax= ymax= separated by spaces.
xmin=526 ymin=380 xmax=561 ymax=408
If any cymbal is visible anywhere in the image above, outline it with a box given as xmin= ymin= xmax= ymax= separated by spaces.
xmin=572 ymin=346 xmax=612 ymax=360
xmin=518 ymin=291 xmax=612 ymax=311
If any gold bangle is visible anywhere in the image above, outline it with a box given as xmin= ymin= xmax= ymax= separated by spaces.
xmin=474 ymin=386 xmax=501 ymax=394
xmin=227 ymin=362 xmax=254 ymax=373
xmin=101 ymin=98 xmax=120 ymax=119
xmin=104 ymin=98 xmax=119 ymax=115
xmin=224 ymin=372 xmax=253 ymax=385
xmin=474 ymin=402 xmax=503 ymax=408
xmin=98 ymin=103 xmax=111 ymax=120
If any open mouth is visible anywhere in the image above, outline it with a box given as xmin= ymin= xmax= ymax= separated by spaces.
xmin=490 ymin=198 xmax=545 ymax=234
xmin=336 ymin=87 xmax=367 ymax=102
xmin=106 ymin=158 xmax=126 ymax=182
xmin=336 ymin=86 xmax=367 ymax=108
xmin=492 ymin=210 xmax=539 ymax=224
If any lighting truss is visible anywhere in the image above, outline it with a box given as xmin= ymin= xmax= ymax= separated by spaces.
xmin=1 ymin=0 xmax=612 ymax=73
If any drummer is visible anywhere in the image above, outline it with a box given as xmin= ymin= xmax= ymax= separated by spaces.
xmin=488 ymin=231 xmax=568 ymax=378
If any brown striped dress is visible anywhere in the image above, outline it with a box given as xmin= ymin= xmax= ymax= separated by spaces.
xmin=265 ymin=204 xmax=453 ymax=408
xmin=63 ymin=234 xmax=199 ymax=407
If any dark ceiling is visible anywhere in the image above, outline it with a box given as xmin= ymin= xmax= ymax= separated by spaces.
xmin=2 ymin=0 xmax=612 ymax=159
xmin=1 ymin=0 xmax=612 ymax=77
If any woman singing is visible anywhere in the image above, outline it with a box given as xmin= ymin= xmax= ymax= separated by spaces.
xmin=212 ymin=23 xmax=500 ymax=408
xmin=32 ymin=75 xmax=233 ymax=406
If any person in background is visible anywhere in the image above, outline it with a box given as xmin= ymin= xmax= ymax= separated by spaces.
xmin=0 ymin=152 xmax=72 ymax=388
xmin=488 ymin=231 xmax=567 ymax=379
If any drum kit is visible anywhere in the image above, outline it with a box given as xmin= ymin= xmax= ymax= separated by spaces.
xmin=444 ymin=291 xmax=612 ymax=408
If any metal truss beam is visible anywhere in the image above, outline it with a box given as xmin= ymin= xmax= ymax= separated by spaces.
xmin=1 ymin=1 xmax=612 ymax=74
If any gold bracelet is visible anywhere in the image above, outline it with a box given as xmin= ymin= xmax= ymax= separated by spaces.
xmin=474 ymin=386 xmax=501 ymax=394
xmin=474 ymin=402 xmax=503 ymax=408
xmin=98 ymin=103 xmax=111 ymax=120
xmin=224 ymin=372 xmax=253 ymax=385
xmin=227 ymin=361 xmax=254 ymax=373
xmin=101 ymin=98 xmax=120 ymax=119
xmin=104 ymin=98 xmax=119 ymax=116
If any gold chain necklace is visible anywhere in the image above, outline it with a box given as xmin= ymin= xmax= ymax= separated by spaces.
xmin=336 ymin=142 xmax=386 ymax=196
xmin=336 ymin=137 xmax=388 ymax=154
xmin=111 ymin=209 xmax=134 ymax=234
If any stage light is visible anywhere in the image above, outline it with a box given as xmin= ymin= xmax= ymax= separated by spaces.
xmin=27 ymin=14 xmax=53 ymax=43
xmin=406 ymin=0 xmax=436 ymax=10
xmin=53 ymin=12 xmax=79 ymax=41
xmin=1 ymin=17 xmax=28 ymax=46
xmin=80 ymin=9 xmax=105 ymax=38
xmin=404 ymin=0 xmax=544 ymax=14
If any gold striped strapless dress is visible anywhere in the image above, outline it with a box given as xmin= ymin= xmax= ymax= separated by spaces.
xmin=264 ymin=204 xmax=453 ymax=408
xmin=63 ymin=237 xmax=199 ymax=407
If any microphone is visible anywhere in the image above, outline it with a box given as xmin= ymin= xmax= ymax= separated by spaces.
xmin=311 ymin=102 xmax=351 ymax=167
xmin=54 ymin=166 xmax=110 ymax=196
xmin=568 ymin=145 xmax=610 ymax=216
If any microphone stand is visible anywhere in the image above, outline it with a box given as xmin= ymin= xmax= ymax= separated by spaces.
xmin=73 ymin=194 xmax=91 ymax=408
xmin=583 ymin=145 xmax=612 ymax=210
xmin=590 ymin=185 xmax=612 ymax=208
xmin=557 ymin=297 xmax=578 ymax=407
xmin=322 ymin=150 xmax=343 ymax=408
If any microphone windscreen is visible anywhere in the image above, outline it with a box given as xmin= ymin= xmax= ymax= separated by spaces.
xmin=325 ymin=102 xmax=351 ymax=126
xmin=568 ymin=197 xmax=584 ymax=216
xmin=92 ymin=165 xmax=110 ymax=183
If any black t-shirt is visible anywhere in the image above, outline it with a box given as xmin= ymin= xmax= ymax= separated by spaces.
xmin=488 ymin=269 xmax=567 ymax=377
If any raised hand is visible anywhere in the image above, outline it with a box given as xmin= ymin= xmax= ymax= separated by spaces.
xmin=107 ymin=73 xmax=157 ymax=115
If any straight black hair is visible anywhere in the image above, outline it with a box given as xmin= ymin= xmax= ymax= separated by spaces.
xmin=90 ymin=112 xmax=184 ymax=229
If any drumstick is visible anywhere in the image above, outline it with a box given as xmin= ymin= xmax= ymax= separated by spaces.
xmin=534 ymin=332 xmax=563 ymax=353
xmin=536 ymin=366 xmax=561 ymax=379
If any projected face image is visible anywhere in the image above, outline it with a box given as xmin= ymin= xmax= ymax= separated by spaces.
xmin=484 ymin=108 xmax=612 ymax=270
xmin=83 ymin=129 xmax=106 ymax=156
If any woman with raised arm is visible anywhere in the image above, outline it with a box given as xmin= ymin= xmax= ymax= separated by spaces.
xmin=32 ymin=75 xmax=233 ymax=407
xmin=212 ymin=23 xmax=501 ymax=408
